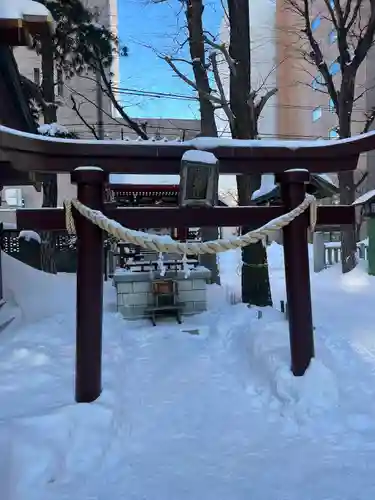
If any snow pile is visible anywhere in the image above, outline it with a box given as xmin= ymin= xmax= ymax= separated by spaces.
xmin=38 ymin=123 xmax=70 ymax=137
xmin=251 ymin=173 xmax=277 ymax=200
xmin=0 ymin=246 xmax=375 ymax=497
xmin=18 ymin=230 xmax=41 ymax=244
xmin=353 ymin=188 xmax=375 ymax=205
xmin=2 ymin=252 xmax=75 ymax=323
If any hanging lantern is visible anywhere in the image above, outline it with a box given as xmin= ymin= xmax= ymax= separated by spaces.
xmin=179 ymin=149 xmax=219 ymax=207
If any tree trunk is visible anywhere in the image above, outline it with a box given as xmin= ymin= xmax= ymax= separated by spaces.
xmin=338 ymin=83 xmax=357 ymax=273
xmin=185 ymin=0 xmax=220 ymax=285
xmin=227 ymin=0 xmax=272 ymax=306
xmin=236 ymin=175 xmax=272 ymax=306
xmin=40 ymin=35 xmax=58 ymax=274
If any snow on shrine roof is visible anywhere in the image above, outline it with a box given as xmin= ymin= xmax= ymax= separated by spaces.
xmin=0 ymin=0 xmax=53 ymax=22
xmin=353 ymin=189 xmax=375 ymax=206
xmin=252 ymin=175 xmax=276 ymax=200
xmin=109 ymin=174 xmax=180 ymax=185
xmin=0 ymin=124 xmax=372 ymax=175
xmin=251 ymin=173 xmax=338 ymax=201
xmin=1 ymin=123 xmax=374 ymax=150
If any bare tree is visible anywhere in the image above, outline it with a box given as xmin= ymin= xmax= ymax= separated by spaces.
xmin=284 ymin=0 xmax=375 ymax=273
xmin=152 ymin=0 xmax=227 ymax=285
xmin=40 ymin=34 xmax=58 ymax=274
xmin=226 ymin=0 xmax=276 ymax=306
xmin=151 ymin=0 xmax=277 ymax=305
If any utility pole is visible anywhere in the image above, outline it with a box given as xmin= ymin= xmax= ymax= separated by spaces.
xmin=96 ymin=69 xmax=105 ymax=140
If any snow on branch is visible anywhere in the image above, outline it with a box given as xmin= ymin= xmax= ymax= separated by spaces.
xmin=38 ymin=122 xmax=78 ymax=138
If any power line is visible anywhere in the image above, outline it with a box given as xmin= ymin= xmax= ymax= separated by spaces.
xmin=110 ymin=85 xmax=369 ymax=112
xmin=57 ymin=123 xmax=328 ymax=140
xmin=71 ymin=84 xmax=369 ymax=112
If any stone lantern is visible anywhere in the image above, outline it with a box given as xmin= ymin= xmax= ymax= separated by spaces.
xmin=353 ymin=189 xmax=375 ymax=275
xmin=0 ymin=0 xmax=54 ymax=46
xmin=179 ymin=150 xmax=219 ymax=207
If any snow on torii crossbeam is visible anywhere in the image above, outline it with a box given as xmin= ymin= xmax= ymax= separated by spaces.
xmin=2 ymin=124 xmax=375 ymax=174
xmin=0 ymin=124 xmax=367 ymax=404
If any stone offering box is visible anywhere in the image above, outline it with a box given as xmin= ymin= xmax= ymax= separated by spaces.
xmin=112 ymin=266 xmax=211 ymax=320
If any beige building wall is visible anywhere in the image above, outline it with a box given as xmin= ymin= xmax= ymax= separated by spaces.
xmin=2 ymin=1 xmax=201 ymax=212
xmin=276 ymin=0 xmax=369 ymax=188
xmin=6 ymin=0 xmax=117 ymax=209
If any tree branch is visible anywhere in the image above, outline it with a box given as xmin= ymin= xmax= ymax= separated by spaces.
xmin=20 ymin=75 xmax=58 ymax=116
xmin=91 ymin=53 xmax=149 ymax=140
xmin=64 ymin=83 xmax=135 ymax=133
xmin=209 ymin=51 xmax=234 ymax=129
xmin=362 ymin=107 xmax=375 ymax=134
xmin=164 ymin=55 xmax=200 ymax=90
xmin=255 ymin=88 xmax=278 ymax=120
xmin=287 ymin=0 xmax=339 ymax=110
xmin=70 ymin=95 xmax=99 ymax=139
xmin=354 ymin=170 xmax=368 ymax=190
xmin=203 ymin=36 xmax=236 ymax=76
xmin=349 ymin=1 xmax=375 ymax=71
xmin=163 ymin=55 xmax=222 ymax=105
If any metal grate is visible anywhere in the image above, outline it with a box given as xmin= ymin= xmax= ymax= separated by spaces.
xmin=1 ymin=231 xmax=20 ymax=254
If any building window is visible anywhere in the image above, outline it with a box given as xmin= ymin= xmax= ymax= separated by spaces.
xmin=311 ymin=16 xmax=321 ymax=31
xmin=329 ymin=29 xmax=337 ymax=44
xmin=329 ymin=128 xmax=339 ymax=139
xmin=57 ymin=69 xmax=64 ymax=97
xmin=312 ymin=106 xmax=322 ymax=122
xmin=33 ymin=67 xmax=40 ymax=85
xmin=3 ymin=188 xmax=23 ymax=207
xmin=329 ymin=61 xmax=340 ymax=75
xmin=329 ymin=98 xmax=335 ymax=112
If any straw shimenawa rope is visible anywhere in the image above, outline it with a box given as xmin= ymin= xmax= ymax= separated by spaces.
xmin=63 ymin=194 xmax=317 ymax=255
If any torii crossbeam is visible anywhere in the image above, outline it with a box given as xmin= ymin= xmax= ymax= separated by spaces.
xmin=0 ymin=124 xmax=373 ymax=402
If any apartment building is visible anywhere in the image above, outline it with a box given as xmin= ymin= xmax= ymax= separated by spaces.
xmin=2 ymin=0 xmax=200 ymax=210
xmin=219 ymin=0 xmax=375 ymax=196
xmin=276 ymin=0 xmax=375 ymax=194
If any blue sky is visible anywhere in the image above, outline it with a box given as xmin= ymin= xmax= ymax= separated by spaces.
xmin=117 ymin=0 xmax=223 ymax=120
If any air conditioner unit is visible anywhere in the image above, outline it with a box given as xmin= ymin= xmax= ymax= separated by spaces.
xmin=3 ymin=188 xmax=23 ymax=207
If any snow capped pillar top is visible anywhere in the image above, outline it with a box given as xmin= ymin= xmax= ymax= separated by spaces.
xmin=181 ymin=150 xmax=219 ymax=165
xmin=71 ymin=166 xmax=107 ymax=187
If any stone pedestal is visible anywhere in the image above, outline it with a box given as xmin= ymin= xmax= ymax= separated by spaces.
xmin=112 ymin=267 xmax=211 ymax=320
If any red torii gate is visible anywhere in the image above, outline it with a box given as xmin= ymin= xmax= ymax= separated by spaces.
xmin=1 ymin=125 xmax=373 ymax=403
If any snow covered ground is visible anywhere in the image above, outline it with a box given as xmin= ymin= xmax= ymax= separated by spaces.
xmin=0 ymin=244 xmax=375 ymax=499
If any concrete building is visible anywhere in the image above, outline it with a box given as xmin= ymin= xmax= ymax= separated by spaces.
xmin=2 ymin=0 xmax=200 ymax=210
xmin=219 ymin=0 xmax=374 ymax=194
